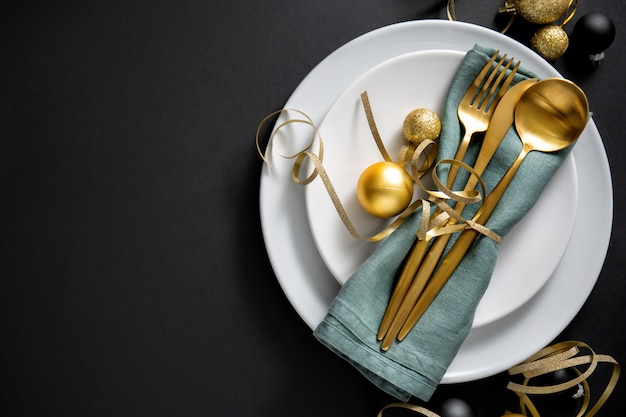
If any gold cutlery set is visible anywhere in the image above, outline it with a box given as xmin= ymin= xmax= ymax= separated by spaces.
xmin=378 ymin=51 xmax=589 ymax=351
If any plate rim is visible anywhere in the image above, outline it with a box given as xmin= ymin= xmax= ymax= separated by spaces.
xmin=259 ymin=19 xmax=613 ymax=383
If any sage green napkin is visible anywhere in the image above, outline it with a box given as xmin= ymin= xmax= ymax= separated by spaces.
xmin=313 ymin=45 xmax=576 ymax=401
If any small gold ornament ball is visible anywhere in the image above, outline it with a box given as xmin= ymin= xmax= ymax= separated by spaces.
xmin=402 ymin=108 xmax=441 ymax=143
xmin=531 ymin=25 xmax=569 ymax=61
xmin=515 ymin=0 xmax=570 ymax=24
xmin=356 ymin=161 xmax=414 ymax=218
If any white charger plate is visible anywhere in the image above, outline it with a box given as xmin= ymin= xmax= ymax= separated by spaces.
xmin=259 ymin=20 xmax=612 ymax=383
xmin=304 ymin=49 xmax=578 ymax=328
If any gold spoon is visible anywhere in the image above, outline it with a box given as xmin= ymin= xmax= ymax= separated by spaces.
xmin=392 ymin=78 xmax=589 ymax=343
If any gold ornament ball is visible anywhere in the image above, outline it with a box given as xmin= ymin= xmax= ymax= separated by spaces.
xmin=514 ymin=0 xmax=570 ymax=24
xmin=531 ymin=25 xmax=569 ymax=61
xmin=356 ymin=161 xmax=414 ymax=218
xmin=402 ymin=108 xmax=441 ymax=143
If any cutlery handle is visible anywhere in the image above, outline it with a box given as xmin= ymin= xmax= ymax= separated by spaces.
xmin=397 ymin=147 xmax=530 ymax=339
xmin=380 ymin=233 xmax=451 ymax=350
xmin=446 ymin=129 xmax=473 ymax=188
xmin=398 ymin=227 xmax=479 ymax=339
xmin=377 ymin=238 xmax=429 ymax=340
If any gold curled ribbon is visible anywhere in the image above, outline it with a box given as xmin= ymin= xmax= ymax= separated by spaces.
xmin=507 ymin=340 xmax=620 ymax=417
xmin=360 ymin=91 xmax=501 ymax=244
xmin=256 ymin=108 xmax=323 ymax=186
xmin=300 ymin=150 xmax=424 ymax=242
xmin=560 ymin=0 xmax=578 ymax=28
xmin=398 ymin=139 xmax=436 ymax=178
xmin=421 ymin=159 xmax=502 ymax=244
xmin=446 ymin=0 xmax=457 ymax=21
xmin=360 ymin=91 xmax=393 ymax=163
xmin=378 ymin=402 xmax=441 ymax=417
xmin=396 ymin=140 xmax=483 ymax=242
xmin=376 ymin=341 xmax=619 ymax=417
xmin=256 ymin=107 xmax=425 ymax=242
xmin=256 ymin=93 xmax=501 ymax=243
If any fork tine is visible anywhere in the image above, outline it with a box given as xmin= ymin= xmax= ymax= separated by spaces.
xmin=490 ymin=59 xmax=521 ymax=109
xmin=469 ymin=51 xmax=499 ymax=92
xmin=481 ymin=57 xmax=518 ymax=113
xmin=473 ymin=54 xmax=509 ymax=108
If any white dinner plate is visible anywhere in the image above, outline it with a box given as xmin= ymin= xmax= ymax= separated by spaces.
xmin=304 ymin=49 xmax=578 ymax=328
xmin=259 ymin=20 xmax=612 ymax=383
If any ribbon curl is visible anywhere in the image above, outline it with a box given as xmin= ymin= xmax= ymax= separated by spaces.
xmin=360 ymin=91 xmax=501 ymax=244
xmin=507 ymin=340 xmax=620 ymax=417
xmin=257 ymin=92 xmax=501 ymax=243
xmin=376 ymin=341 xmax=619 ymax=417
xmin=256 ymin=108 xmax=322 ymax=185
xmin=377 ymin=402 xmax=440 ymax=417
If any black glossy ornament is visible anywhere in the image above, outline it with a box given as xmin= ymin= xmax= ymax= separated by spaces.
xmin=530 ymin=368 xmax=584 ymax=417
xmin=572 ymin=12 xmax=616 ymax=65
xmin=437 ymin=398 xmax=477 ymax=417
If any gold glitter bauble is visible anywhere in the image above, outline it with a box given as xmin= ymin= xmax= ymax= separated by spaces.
xmin=356 ymin=161 xmax=413 ymax=218
xmin=515 ymin=0 xmax=570 ymax=24
xmin=531 ymin=25 xmax=569 ymax=61
xmin=402 ymin=108 xmax=441 ymax=143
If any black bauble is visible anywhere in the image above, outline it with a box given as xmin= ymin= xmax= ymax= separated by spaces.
xmin=572 ymin=12 xmax=616 ymax=64
xmin=437 ymin=398 xmax=477 ymax=417
xmin=529 ymin=368 xmax=584 ymax=417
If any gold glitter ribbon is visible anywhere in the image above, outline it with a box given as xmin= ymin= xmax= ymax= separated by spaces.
xmin=560 ymin=0 xmax=578 ymax=28
xmin=256 ymin=108 xmax=322 ymax=185
xmin=256 ymin=108 xmax=421 ymax=242
xmin=360 ymin=91 xmax=501 ymax=244
xmin=257 ymin=93 xmax=501 ymax=243
xmin=507 ymin=340 xmax=620 ymax=417
xmin=377 ymin=402 xmax=441 ymax=417
xmin=376 ymin=341 xmax=619 ymax=417
xmin=415 ymin=158 xmax=500 ymax=243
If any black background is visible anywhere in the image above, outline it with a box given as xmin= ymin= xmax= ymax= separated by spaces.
xmin=2 ymin=1 xmax=625 ymax=416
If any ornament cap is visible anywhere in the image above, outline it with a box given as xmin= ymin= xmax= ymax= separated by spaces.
xmin=589 ymin=52 xmax=606 ymax=65
xmin=498 ymin=0 xmax=517 ymax=14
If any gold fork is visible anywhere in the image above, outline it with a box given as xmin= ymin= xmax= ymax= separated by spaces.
xmin=377 ymin=52 xmax=520 ymax=348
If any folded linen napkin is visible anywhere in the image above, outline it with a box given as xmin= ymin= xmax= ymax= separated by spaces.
xmin=313 ymin=45 xmax=578 ymax=401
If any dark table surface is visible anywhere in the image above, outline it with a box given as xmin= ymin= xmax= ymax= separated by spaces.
xmin=3 ymin=1 xmax=625 ymax=416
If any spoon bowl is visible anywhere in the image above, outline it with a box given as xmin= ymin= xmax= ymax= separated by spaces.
xmin=515 ymin=78 xmax=589 ymax=153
